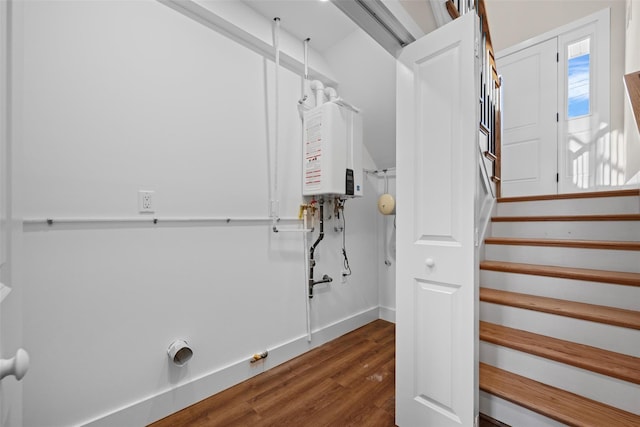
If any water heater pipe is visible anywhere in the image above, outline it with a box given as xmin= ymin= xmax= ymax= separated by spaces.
xmin=298 ymin=38 xmax=313 ymax=117
xmin=324 ymin=86 xmax=338 ymax=102
xmin=271 ymin=17 xmax=281 ymax=228
xmin=381 ymin=171 xmax=393 ymax=265
xmin=302 ymin=208 xmax=312 ymax=341
xmin=308 ymin=201 xmax=333 ymax=298
xmin=303 ymin=38 xmax=310 ymax=80
xmin=331 ymin=97 xmax=360 ymax=113
xmin=310 ymin=80 xmax=326 ymax=107
xmin=308 ymin=201 xmax=325 ymax=298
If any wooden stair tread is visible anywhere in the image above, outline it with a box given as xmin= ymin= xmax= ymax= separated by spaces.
xmin=445 ymin=0 xmax=461 ymax=19
xmin=480 ymin=260 xmax=640 ymax=287
xmin=492 ymin=213 xmax=640 ymax=222
xmin=498 ymin=189 xmax=640 ymax=203
xmin=484 ymin=237 xmax=640 ymax=250
xmin=480 ymin=321 xmax=640 ymax=384
xmin=479 ymin=363 xmax=640 ymax=426
xmin=484 ymin=151 xmax=498 ymax=161
xmin=479 ymin=288 xmax=640 ymax=329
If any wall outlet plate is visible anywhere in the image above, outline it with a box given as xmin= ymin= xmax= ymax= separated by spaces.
xmin=138 ymin=190 xmax=154 ymax=213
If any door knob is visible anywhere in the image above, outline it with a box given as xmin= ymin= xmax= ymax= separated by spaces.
xmin=425 ymin=258 xmax=435 ymax=268
xmin=0 ymin=348 xmax=29 ymax=381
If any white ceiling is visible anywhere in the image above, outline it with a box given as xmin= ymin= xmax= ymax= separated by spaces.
xmin=243 ymin=0 xmax=359 ymax=53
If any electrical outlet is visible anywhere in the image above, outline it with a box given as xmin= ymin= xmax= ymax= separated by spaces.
xmin=138 ymin=190 xmax=154 ymax=213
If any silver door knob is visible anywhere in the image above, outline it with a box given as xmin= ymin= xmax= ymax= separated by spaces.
xmin=0 ymin=348 xmax=29 ymax=381
xmin=425 ymin=258 xmax=435 ymax=268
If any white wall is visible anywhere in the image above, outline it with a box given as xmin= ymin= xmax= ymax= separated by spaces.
xmin=18 ymin=1 xmax=380 ymax=425
xmin=487 ymin=0 xmax=630 ymax=185
xmin=376 ymin=175 xmax=396 ymax=321
xmin=323 ymin=28 xmax=397 ymax=169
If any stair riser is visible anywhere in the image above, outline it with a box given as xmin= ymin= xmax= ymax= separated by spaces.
xmin=491 ymin=220 xmax=640 ymax=241
xmin=480 ymin=270 xmax=640 ymax=311
xmin=480 ymin=270 xmax=640 ymax=310
xmin=480 ymin=392 xmax=565 ymax=427
xmin=480 ymin=342 xmax=640 ymax=414
xmin=485 ymin=244 xmax=640 ymax=273
xmin=480 ymin=302 xmax=640 ymax=357
xmin=497 ymin=196 xmax=640 ymax=216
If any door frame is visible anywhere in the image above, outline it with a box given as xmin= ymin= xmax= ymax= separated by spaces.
xmin=1 ymin=1 xmax=25 ymax=425
xmin=495 ymin=8 xmax=611 ymax=195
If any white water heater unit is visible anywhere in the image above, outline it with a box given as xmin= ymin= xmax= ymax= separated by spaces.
xmin=303 ymin=102 xmax=363 ymax=197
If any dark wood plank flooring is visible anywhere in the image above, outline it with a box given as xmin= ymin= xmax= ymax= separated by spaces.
xmin=150 ymin=320 xmax=396 ymax=427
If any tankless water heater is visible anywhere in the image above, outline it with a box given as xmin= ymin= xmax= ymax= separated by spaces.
xmin=303 ymin=102 xmax=363 ymax=197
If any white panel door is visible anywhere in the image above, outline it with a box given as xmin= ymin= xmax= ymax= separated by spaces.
xmin=396 ymin=12 xmax=478 ymax=427
xmin=499 ymin=38 xmax=558 ymax=197
xmin=1 ymin=1 xmax=25 ymax=426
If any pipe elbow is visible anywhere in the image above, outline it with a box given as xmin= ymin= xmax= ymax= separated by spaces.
xmin=324 ymin=87 xmax=338 ymax=102
xmin=310 ymin=80 xmax=324 ymax=91
xmin=310 ymin=80 xmax=326 ymax=107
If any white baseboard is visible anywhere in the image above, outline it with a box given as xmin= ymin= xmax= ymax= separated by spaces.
xmin=378 ymin=306 xmax=396 ymax=323
xmin=82 ymin=306 xmax=380 ymax=427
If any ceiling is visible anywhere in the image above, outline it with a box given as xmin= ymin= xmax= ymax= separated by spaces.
xmin=243 ymin=0 xmax=359 ymax=53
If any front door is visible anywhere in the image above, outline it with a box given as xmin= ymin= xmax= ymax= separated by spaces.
xmin=396 ymin=11 xmax=478 ymax=427
xmin=498 ymin=10 xmax=611 ymax=197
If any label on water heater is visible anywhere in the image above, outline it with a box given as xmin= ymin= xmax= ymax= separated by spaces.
xmin=304 ymin=111 xmax=323 ymax=192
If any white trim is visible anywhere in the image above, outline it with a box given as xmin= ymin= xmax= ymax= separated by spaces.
xmin=378 ymin=306 xmax=396 ymax=323
xmin=0 ymin=0 xmax=7 ymax=271
xmin=495 ymin=8 xmax=611 ymax=59
xmin=157 ymin=0 xmax=338 ymax=86
xmin=81 ymin=307 xmax=380 ymax=427
xmin=496 ymin=8 xmax=612 ymax=195
xmin=329 ymin=0 xmax=410 ymax=57
xmin=557 ymin=11 xmax=610 ymax=193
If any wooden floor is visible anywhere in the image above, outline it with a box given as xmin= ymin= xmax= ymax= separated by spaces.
xmin=150 ymin=320 xmax=396 ymax=427
xmin=151 ymin=320 xmax=506 ymax=427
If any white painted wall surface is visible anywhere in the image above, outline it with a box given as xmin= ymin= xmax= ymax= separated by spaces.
xmin=321 ymin=26 xmax=397 ymax=316
xmin=323 ymin=29 xmax=397 ymax=169
xmin=376 ymin=176 xmax=396 ymax=322
xmin=487 ymin=1 xmax=629 ymax=185
xmin=18 ymin=1 xmax=380 ymax=425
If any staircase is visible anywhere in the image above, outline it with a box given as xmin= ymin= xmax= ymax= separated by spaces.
xmin=478 ymin=189 xmax=640 ymax=427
